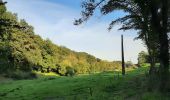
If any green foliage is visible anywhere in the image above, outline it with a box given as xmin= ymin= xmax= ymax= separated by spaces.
xmin=138 ymin=51 xmax=149 ymax=65
xmin=65 ymin=66 xmax=76 ymax=76
xmin=58 ymin=66 xmax=67 ymax=76
xmin=126 ymin=61 xmax=135 ymax=68
xmin=0 ymin=42 xmax=14 ymax=73
xmin=4 ymin=70 xmax=37 ymax=80
xmin=0 ymin=2 xmax=6 ymax=15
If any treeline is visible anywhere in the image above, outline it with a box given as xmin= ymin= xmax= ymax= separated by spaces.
xmin=0 ymin=3 xmax=132 ymax=77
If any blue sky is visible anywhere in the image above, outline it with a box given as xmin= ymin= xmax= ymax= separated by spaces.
xmin=6 ymin=0 xmax=146 ymax=63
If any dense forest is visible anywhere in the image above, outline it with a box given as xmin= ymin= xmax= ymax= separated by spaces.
xmin=0 ymin=2 xmax=135 ymax=78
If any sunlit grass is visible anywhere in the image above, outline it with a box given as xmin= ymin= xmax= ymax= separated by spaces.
xmin=0 ymin=66 xmax=169 ymax=100
xmin=35 ymin=71 xmax=59 ymax=77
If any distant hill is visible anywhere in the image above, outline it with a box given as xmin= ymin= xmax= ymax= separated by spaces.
xmin=0 ymin=2 xmax=123 ymax=76
xmin=0 ymin=26 xmax=122 ymax=75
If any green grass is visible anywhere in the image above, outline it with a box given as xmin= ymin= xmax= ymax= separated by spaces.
xmin=0 ymin=67 xmax=169 ymax=100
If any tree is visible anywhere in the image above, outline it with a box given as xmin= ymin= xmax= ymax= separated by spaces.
xmin=20 ymin=19 xmax=34 ymax=35
xmin=75 ymin=0 xmax=169 ymax=91
xmin=126 ymin=61 xmax=134 ymax=68
xmin=138 ymin=51 xmax=149 ymax=65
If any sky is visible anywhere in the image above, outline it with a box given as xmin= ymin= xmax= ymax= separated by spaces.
xmin=6 ymin=0 xmax=147 ymax=63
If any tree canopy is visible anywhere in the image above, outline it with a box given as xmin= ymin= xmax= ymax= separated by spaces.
xmin=75 ymin=0 xmax=170 ymax=92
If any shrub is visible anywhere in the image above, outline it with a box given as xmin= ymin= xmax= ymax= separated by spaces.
xmin=5 ymin=70 xmax=37 ymax=80
xmin=65 ymin=66 xmax=76 ymax=76
xmin=58 ymin=66 xmax=67 ymax=76
xmin=126 ymin=61 xmax=134 ymax=68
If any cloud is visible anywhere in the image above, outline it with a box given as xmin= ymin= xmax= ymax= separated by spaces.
xmin=6 ymin=0 xmax=147 ymax=63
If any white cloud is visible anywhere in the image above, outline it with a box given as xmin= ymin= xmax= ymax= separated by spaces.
xmin=6 ymin=0 xmax=147 ymax=63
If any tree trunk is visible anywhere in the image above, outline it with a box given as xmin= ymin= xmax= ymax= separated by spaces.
xmin=121 ymin=35 xmax=125 ymax=75
xmin=159 ymin=31 xmax=169 ymax=92
xmin=144 ymin=33 xmax=156 ymax=75
xmin=159 ymin=0 xmax=169 ymax=92
xmin=150 ymin=0 xmax=169 ymax=91
xmin=149 ymin=58 xmax=156 ymax=74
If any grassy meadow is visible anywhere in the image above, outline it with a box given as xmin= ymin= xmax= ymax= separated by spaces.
xmin=0 ymin=66 xmax=169 ymax=100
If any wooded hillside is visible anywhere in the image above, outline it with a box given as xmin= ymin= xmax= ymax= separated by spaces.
xmin=0 ymin=3 xmax=125 ymax=76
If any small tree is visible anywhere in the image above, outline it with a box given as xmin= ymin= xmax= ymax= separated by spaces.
xmin=126 ymin=61 xmax=134 ymax=68
xmin=138 ymin=51 xmax=149 ymax=65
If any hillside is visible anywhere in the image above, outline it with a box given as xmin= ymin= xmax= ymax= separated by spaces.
xmin=3 ymin=28 xmax=122 ymax=74
xmin=0 ymin=3 xmax=125 ymax=76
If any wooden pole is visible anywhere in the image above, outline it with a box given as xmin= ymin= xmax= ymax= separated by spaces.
xmin=121 ymin=35 xmax=125 ymax=75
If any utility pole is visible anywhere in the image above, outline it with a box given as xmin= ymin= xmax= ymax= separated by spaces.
xmin=121 ymin=34 xmax=125 ymax=75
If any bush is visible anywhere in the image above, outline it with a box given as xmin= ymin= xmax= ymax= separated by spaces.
xmin=58 ymin=66 xmax=67 ymax=76
xmin=65 ymin=67 xmax=76 ymax=76
xmin=5 ymin=70 xmax=37 ymax=80
xmin=126 ymin=61 xmax=134 ymax=68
